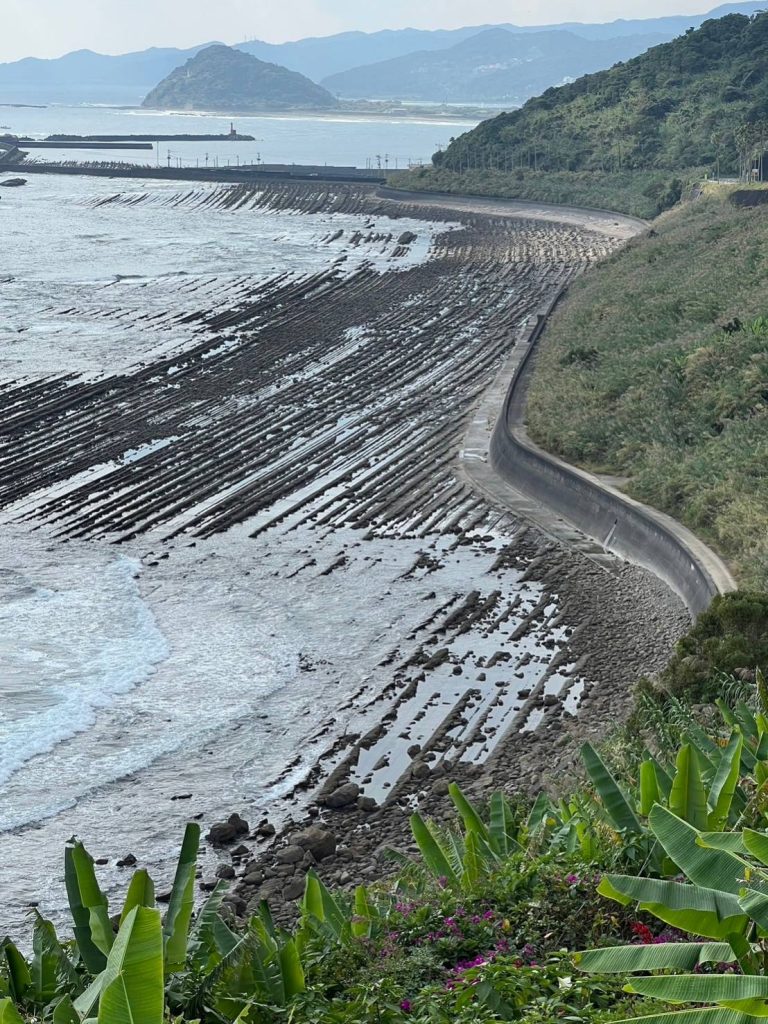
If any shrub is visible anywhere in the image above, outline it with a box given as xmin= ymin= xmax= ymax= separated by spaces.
xmin=661 ymin=591 xmax=768 ymax=699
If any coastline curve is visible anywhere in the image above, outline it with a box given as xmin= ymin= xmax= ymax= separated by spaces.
xmin=464 ymin=288 xmax=737 ymax=618
xmin=378 ymin=184 xmax=736 ymax=615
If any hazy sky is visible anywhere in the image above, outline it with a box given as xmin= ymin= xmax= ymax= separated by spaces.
xmin=1 ymin=0 xmax=734 ymax=61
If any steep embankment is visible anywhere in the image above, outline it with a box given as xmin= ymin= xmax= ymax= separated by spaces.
xmin=394 ymin=11 xmax=768 ymax=217
xmin=525 ymin=187 xmax=768 ymax=589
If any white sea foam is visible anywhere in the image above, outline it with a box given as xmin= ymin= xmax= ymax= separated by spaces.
xmin=0 ymin=556 xmax=168 ymax=795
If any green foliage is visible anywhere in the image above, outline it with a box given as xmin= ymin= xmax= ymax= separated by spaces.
xmin=391 ymin=165 xmax=682 ymax=219
xmin=662 ymin=593 xmax=768 ymax=701
xmin=98 ymin=907 xmax=164 ymax=1024
xmin=577 ymin=800 xmax=768 ymax=1022
xmin=434 ymin=13 xmax=768 ymax=181
xmin=525 ymin=191 xmax=768 ymax=590
xmin=10 ymin=693 xmax=768 ymax=1024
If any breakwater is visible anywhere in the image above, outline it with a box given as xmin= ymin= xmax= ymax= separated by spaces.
xmin=16 ymin=162 xmax=387 ymax=185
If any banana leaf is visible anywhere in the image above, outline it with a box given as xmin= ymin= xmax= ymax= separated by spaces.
xmin=52 ymin=995 xmax=80 ymax=1024
xmin=301 ymin=871 xmax=349 ymax=943
xmin=247 ymin=919 xmax=298 ymax=1007
xmin=0 ymin=999 xmax=24 ymax=1024
xmin=737 ymin=888 xmax=768 ymax=932
xmin=163 ymin=822 xmax=200 ymax=972
xmin=67 ymin=841 xmax=113 ymax=965
xmin=649 ymin=806 xmax=744 ymax=894
xmin=461 ymin=830 xmax=484 ymax=890
xmin=640 ymin=760 xmax=662 ymax=817
xmin=734 ymin=704 xmax=760 ymax=741
xmin=73 ymin=971 xmax=105 ymax=1018
xmin=526 ymin=791 xmax=555 ymax=833
xmin=1 ymin=941 xmax=30 ymax=1004
xmin=581 ymin=742 xmax=642 ymax=833
xmin=670 ymin=745 xmax=708 ymax=831
xmin=98 ymin=907 xmax=164 ymax=1024
xmin=410 ymin=813 xmax=460 ymax=887
xmin=607 ymin=1006 xmax=768 ymax=1023
xmin=598 ymin=875 xmax=748 ymax=939
xmin=574 ymin=942 xmax=737 ymax=974
xmin=449 ymin=784 xmax=489 ymax=843
xmin=488 ymin=791 xmax=521 ymax=856
xmin=627 ymin=973 xmax=768 ymax=1006
xmin=743 ymin=831 xmax=768 ymax=867
xmin=188 ymin=883 xmax=239 ymax=968
xmin=698 ymin=833 xmax=750 ymax=856
xmin=120 ymin=870 xmax=156 ymax=927
xmin=351 ymin=886 xmax=376 ymax=940
xmin=30 ymin=913 xmax=77 ymax=1005
xmin=277 ymin=940 xmax=305 ymax=1000
xmin=708 ymin=732 xmax=744 ymax=830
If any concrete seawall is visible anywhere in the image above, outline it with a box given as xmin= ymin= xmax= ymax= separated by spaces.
xmin=482 ymin=299 xmax=737 ymax=617
xmin=377 ymin=186 xmax=736 ymax=617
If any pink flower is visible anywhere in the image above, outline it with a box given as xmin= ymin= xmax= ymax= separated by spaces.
xmin=400 ymin=999 xmax=412 ymax=1013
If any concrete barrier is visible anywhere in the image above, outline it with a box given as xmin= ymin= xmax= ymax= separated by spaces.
xmin=489 ymin=302 xmax=737 ymax=617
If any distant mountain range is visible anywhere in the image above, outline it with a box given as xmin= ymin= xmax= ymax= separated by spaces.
xmin=142 ymin=45 xmax=337 ymax=112
xmin=320 ymin=27 xmax=670 ymax=104
xmin=0 ymin=1 xmax=764 ymax=107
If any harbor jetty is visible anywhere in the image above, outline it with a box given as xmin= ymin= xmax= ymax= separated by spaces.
xmin=1 ymin=124 xmax=256 ymax=151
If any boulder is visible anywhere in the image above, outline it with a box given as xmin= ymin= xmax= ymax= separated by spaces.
xmin=275 ymin=845 xmax=304 ymax=865
xmin=215 ymin=863 xmax=236 ymax=880
xmin=397 ymin=231 xmax=417 ymax=245
xmin=323 ymin=782 xmax=360 ymax=809
xmin=293 ymin=825 xmax=337 ymax=861
xmin=283 ymin=878 xmax=306 ymax=901
xmin=206 ymin=813 xmax=249 ymax=846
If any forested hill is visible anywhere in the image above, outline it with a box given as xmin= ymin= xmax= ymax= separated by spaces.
xmin=142 ymin=45 xmax=337 ymax=112
xmin=436 ymin=12 xmax=768 ymax=177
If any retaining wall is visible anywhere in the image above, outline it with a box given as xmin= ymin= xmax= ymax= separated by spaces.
xmin=489 ymin=305 xmax=736 ymax=617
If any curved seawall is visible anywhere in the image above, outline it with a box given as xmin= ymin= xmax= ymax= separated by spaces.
xmin=486 ymin=298 xmax=737 ymax=617
xmin=379 ymin=186 xmax=735 ymax=617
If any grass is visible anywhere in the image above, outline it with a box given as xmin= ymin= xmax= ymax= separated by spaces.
xmin=388 ymin=167 xmax=698 ymax=220
xmin=525 ymin=186 xmax=768 ymax=588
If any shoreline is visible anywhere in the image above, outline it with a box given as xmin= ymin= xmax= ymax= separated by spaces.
xmin=0 ymin=177 xmax=702 ymax=931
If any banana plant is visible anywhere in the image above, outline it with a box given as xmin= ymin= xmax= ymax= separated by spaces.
xmin=409 ymin=783 xmax=523 ymax=891
xmin=63 ymin=823 xmax=201 ymax=980
xmin=576 ymin=803 xmax=768 ymax=1021
xmin=581 ymin=727 xmax=747 ymax=849
xmin=0 ymin=1000 xmax=24 ymax=1024
xmin=97 ymin=906 xmax=164 ymax=1024
xmin=197 ymin=902 xmax=306 ymax=1018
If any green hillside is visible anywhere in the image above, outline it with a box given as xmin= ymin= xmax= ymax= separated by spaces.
xmin=526 ymin=186 xmax=768 ymax=588
xmin=394 ymin=12 xmax=768 ymax=216
xmin=437 ymin=12 xmax=768 ymax=177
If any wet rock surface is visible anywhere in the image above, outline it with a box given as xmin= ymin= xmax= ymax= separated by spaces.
xmin=0 ymin=180 xmax=688 ymax=929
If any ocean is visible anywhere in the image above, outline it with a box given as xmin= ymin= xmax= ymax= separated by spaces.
xmin=0 ymin=107 xmax=589 ymax=938
xmin=1 ymin=104 xmax=481 ymax=170
xmin=0 ymin=126 xmax=476 ymax=932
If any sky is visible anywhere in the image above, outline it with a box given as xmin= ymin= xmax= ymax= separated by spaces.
xmin=0 ymin=0 xmax=739 ymax=61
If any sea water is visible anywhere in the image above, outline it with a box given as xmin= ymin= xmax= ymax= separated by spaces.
xmin=0 ymin=160 xmax=462 ymax=933
xmin=1 ymin=104 xmax=480 ymax=170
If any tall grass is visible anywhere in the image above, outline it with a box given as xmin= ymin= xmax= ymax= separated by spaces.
xmin=526 ymin=188 xmax=768 ymax=588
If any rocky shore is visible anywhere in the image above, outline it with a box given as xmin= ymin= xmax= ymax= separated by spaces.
xmin=202 ymin=523 xmax=688 ymax=923
xmin=0 ymin=178 xmax=690 ymax=931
